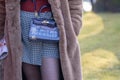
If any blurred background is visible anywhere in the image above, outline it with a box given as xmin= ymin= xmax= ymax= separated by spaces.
xmin=80 ymin=0 xmax=120 ymax=80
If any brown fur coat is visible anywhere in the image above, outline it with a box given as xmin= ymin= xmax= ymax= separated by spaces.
xmin=0 ymin=0 xmax=83 ymax=80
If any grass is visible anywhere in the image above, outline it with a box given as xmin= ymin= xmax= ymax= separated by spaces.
xmin=78 ymin=12 xmax=120 ymax=80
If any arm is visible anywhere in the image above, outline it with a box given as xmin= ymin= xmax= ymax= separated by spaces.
xmin=0 ymin=0 xmax=5 ymax=39
xmin=69 ymin=0 xmax=82 ymax=36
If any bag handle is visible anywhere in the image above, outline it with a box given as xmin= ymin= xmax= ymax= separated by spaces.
xmin=33 ymin=0 xmax=50 ymax=17
xmin=39 ymin=4 xmax=50 ymax=13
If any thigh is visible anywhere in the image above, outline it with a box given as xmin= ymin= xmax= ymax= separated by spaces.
xmin=41 ymin=57 xmax=60 ymax=80
xmin=22 ymin=62 xmax=41 ymax=80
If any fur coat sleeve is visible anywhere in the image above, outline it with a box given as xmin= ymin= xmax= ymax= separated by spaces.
xmin=69 ymin=0 xmax=82 ymax=36
xmin=0 ymin=0 xmax=5 ymax=39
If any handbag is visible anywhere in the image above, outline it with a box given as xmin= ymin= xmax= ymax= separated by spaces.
xmin=29 ymin=0 xmax=59 ymax=42
xmin=0 ymin=38 xmax=8 ymax=60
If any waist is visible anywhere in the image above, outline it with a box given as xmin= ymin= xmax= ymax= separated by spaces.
xmin=20 ymin=0 xmax=51 ymax=12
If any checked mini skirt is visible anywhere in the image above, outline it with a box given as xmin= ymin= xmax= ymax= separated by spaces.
xmin=20 ymin=11 xmax=60 ymax=66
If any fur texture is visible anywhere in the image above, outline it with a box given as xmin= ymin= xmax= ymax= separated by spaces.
xmin=0 ymin=0 xmax=83 ymax=80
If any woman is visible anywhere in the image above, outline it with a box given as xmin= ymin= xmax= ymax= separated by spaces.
xmin=0 ymin=0 xmax=82 ymax=80
xmin=21 ymin=0 xmax=61 ymax=80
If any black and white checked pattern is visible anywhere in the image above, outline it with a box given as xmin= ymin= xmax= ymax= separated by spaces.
xmin=20 ymin=11 xmax=60 ymax=66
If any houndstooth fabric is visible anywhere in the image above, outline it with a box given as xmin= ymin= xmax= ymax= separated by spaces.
xmin=20 ymin=11 xmax=60 ymax=66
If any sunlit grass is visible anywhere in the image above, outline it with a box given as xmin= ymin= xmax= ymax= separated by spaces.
xmin=82 ymin=49 xmax=119 ymax=73
xmin=78 ymin=12 xmax=120 ymax=80
xmin=79 ymin=12 xmax=104 ymax=40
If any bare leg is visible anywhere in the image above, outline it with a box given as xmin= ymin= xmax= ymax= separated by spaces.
xmin=22 ymin=62 xmax=41 ymax=80
xmin=41 ymin=57 xmax=60 ymax=80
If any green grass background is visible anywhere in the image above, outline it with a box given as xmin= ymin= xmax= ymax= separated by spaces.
xmin=78 ymin=12 xmax=120 ymax=80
